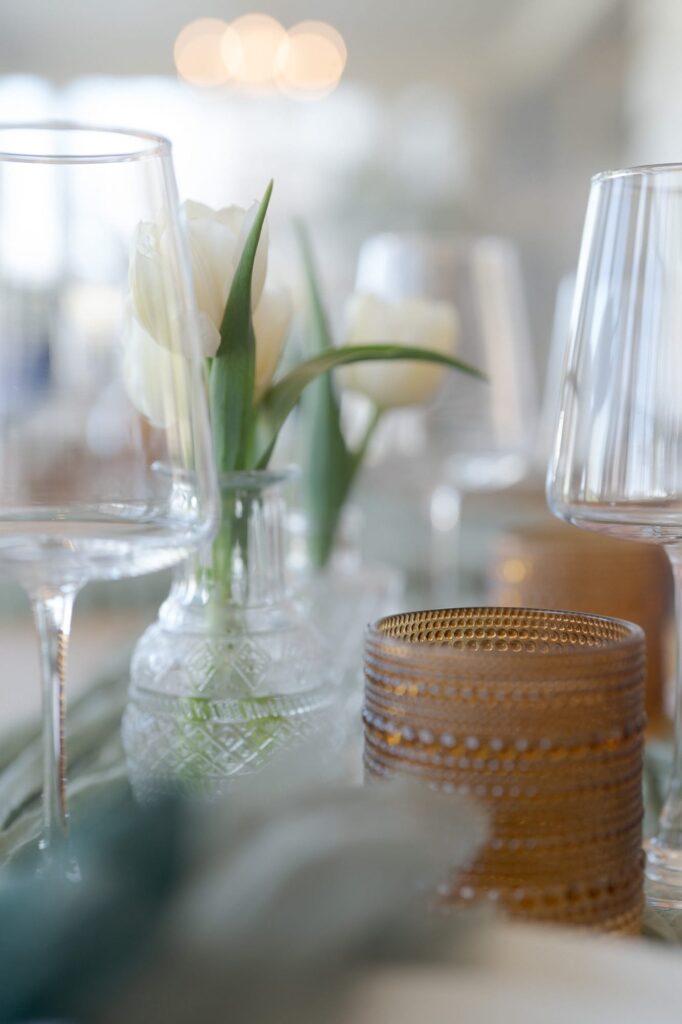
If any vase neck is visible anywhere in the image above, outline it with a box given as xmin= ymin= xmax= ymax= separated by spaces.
xmin=173 ymin=475 xmax=289 ymax=615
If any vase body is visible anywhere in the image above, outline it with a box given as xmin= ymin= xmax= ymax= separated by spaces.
xmin=123 ymin=471 xmax=339 ymax=798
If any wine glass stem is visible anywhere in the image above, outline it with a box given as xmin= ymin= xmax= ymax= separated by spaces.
xmin=659 ymin=548 xmax=682 ymax=842
xmin=30 ymin=586 xmax=77 ymax=851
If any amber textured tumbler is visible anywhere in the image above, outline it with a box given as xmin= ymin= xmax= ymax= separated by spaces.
xmin=363 ymin=607 xmax=646 ymax=933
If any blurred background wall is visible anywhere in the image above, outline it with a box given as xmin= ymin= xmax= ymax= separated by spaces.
xmin=0 ymin=0 xmax=675 ymax=374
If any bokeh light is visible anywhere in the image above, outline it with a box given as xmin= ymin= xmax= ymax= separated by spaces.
xmin=174 ymin=14 xmax=347 ymax=98
xmin=275 ymin=20 xmax=347 ymax=99
xmin=174 ymin=18 xmax=231 ymax=87
xmin=221 ymin=13 xmax=287 ymax=88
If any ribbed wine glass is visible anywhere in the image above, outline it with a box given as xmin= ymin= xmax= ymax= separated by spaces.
xmin=0 ymin=123 xmax=218 ymax=870
xmin=547 ymin=163 xmax=682 ymax=908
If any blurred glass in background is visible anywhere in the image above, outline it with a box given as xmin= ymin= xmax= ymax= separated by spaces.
xmin=354 ymin=232 xmax=536 ymax=604
xmin=0 ymin=0 xmax=642 ymax=356
xmin=0 ymin=0 xmax=678 ymax=610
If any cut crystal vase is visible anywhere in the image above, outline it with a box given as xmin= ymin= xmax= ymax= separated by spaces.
xmin=122 ymin=470 xmax=340 ymax=798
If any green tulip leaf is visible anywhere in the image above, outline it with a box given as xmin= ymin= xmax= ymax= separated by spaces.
xmin=295 ymin=222 xmax=354 ymax=566
xmin=253 ymin=343 xmax=484 ymax=469
xmin=210 ymin=180 xmax=273 ymax=473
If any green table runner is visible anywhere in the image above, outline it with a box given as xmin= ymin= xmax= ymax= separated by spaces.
xmin=0 ymin=652 xmax=130 ymax=863
xmin=1 ymin=660 xmax=680 ymax=942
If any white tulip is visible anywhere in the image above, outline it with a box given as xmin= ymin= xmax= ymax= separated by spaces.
xmin=128 ymin=218 xmax=182 ymax=356
xmin=122 ymin=311 xmax=186 ymax=429
xmin=338 ymin=292 xmax=460 ymax=408
xmin=130 ymin=200 xmax=270 ymax=359
xmin=182 ymin=199 xmax=269 ymax=357
xmin=126 ymin=198 xmax=292 ymax=423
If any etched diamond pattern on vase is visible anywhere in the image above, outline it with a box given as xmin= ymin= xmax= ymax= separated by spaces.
xmin=123 ymin=471 xmax=341 ymax=797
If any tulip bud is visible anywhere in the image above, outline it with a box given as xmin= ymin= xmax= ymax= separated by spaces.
xmin=126 ymin=198 xmax=291 ymax=422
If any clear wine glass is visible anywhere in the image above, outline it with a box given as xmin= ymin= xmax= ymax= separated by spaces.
xmin=354 ymin=232 xmax=537 ymax=605
xmin=547 ymin=163 xmax=682 ymax=909
xmin=0 ymin=124 xmax=218 ymax=869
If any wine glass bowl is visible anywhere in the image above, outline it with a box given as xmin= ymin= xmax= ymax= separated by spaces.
xmin=356 ymin=232 xmax=536 ymax=490
xmin=547 ymin=163 xmax=682 ymax=908
xmin=0 ymin=123 xmax=218 ymax=863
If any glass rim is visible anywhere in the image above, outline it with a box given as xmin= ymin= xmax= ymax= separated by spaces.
xmin=365 ymin=607 xmax=645 ymax=660
xmin=217 ymin=467 xmax=299 ymax=491
xmin=592 ymin=162 xmax=682 ymax=184
xmin=152 ymin=463 xmax=297 ymax=491
xmin=0 ymin=121 xmax=171 ymax=164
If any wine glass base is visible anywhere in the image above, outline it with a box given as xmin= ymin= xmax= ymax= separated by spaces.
xmin=645 ymin=839 xmax=682 ymax=909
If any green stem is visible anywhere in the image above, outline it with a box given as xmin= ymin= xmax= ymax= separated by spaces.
xmin=210 ymin=489 xmax=253 ymax=611
xmin=211 ymin=517 xmax=233 ymax=609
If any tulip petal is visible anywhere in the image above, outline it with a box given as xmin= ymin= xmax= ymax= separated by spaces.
xmin=129 ymin=220 xmax=174 ymax=345
xmin=185 ymin=215 xmax=240 ymax=332
xmin=122 ymin=313 xmax=184 ymax=428
xmin=197 ymin=312 xmax=221 ymax=358
xmin=253 ymin=285 xmax=293 ymax=401
xmin=183 ymin=199 xmax=221 ymax=223
xmin=214 ymin=204 xmax=247 ymax=234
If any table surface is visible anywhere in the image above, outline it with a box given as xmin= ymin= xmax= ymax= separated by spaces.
xmin=0 ymin=480 xmax=680 ymax=1024
xmin=0 ymin=602 xmax=154 ymax=734
xmin=0 ymin=480 xmax=584 ymax=734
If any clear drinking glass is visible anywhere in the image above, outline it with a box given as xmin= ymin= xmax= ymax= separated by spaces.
xmin=354 ymin=233 xmax=537 ymax=604
xmin=547 ymin=163 xmax=682 ymax=909
xmin=0 ymin=124 xmax=218 ymax=868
